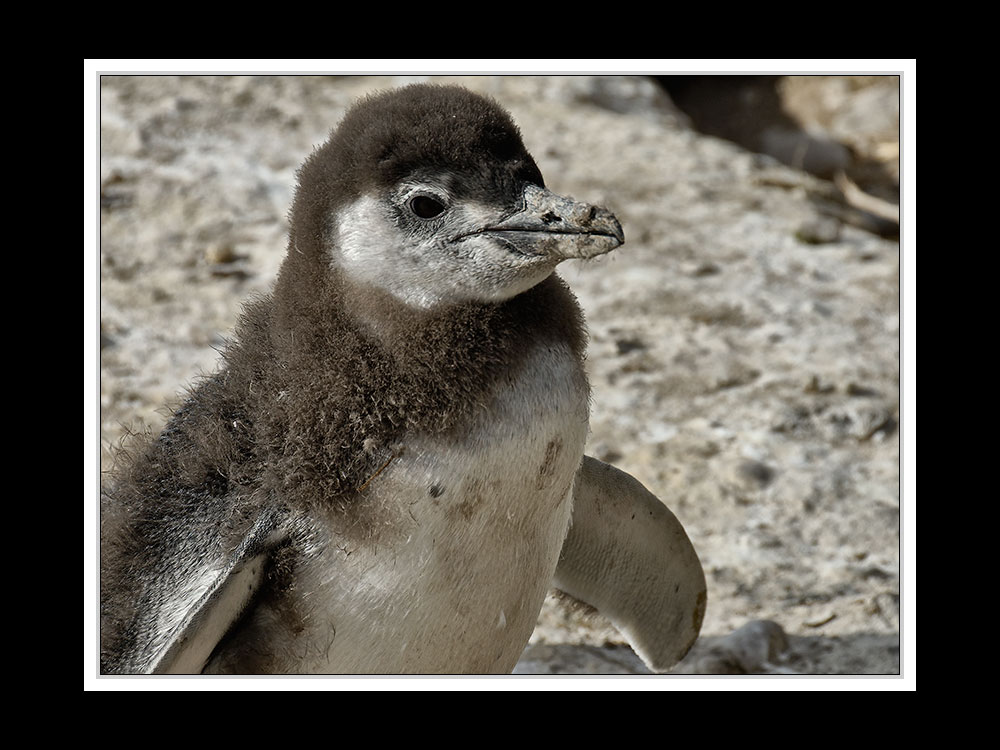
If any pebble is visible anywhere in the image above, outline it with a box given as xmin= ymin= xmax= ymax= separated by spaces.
xmin=205 ymin=242 xmax=237 ymax=265
xmin=796 ymin=216 xmax=842 ymax=244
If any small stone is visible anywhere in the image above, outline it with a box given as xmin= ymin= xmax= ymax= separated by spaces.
xmin=205 ymin=243 xmax=237 ymax=265
xmin=615 ymin=336 xmax=646 ymax=355
xmin=739 ymin=459 xmax=775 ymax=487
xmin=846 ymin=382 xmax=880 ymax=398
xmin=692 ymin=261 xmax=721 ymax=277
xmin=796 ymin=216 xmax=841 ymax=244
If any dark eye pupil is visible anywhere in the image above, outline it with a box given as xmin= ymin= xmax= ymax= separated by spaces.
xmin=410 ymin=195 xmax=445 ymax=219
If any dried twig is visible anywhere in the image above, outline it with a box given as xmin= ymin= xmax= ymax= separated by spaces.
xmin=835 ymin=170 xmax=900 ymax=224
xmin=357 ymin=447 xmax=405 ymax=492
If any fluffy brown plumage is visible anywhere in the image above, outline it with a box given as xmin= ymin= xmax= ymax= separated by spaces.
xmin=100 ymin=85 xmax=588 ymax=673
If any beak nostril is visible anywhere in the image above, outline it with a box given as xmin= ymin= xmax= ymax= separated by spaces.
xmin=480 ymin=184 xmax=622 ymax=259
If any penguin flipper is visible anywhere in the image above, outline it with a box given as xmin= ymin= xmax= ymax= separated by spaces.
xmin=102 ymin=504 xmax=287 ymax=676
xmin=152 ymin=528 xmax=273 ymax=674
xmin=150 ymin=520 xmax=280 ymax=675
xmin=554 ymin=455 xmax=707 ymax=673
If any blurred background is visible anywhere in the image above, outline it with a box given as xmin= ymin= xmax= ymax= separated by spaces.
xmin=97 ymin=73 xmax=903 ymax=676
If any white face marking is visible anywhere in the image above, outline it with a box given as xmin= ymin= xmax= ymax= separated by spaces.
xmin=333 ymin=184 xmax=558 ymax=309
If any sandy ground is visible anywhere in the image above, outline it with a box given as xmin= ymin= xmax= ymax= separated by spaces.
xmin=94 ymin=73 xmax=906 ymax=680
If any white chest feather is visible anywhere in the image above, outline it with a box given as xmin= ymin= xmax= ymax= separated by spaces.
xmin=209 ymin=343 xmax=588 ymax=674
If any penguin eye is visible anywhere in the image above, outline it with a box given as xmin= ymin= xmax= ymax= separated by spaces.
xmin=408 ymin=194 xmax=446 ymax=219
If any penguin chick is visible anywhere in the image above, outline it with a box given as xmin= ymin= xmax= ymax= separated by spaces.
xmin=100 ymin=84 xmax=705 ymax=675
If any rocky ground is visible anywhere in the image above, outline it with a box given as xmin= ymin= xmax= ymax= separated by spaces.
xmin=95 ymin=73 xmax=905 ymax=679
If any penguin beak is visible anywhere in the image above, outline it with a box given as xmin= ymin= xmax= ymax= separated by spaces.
xmin=472 ymin=184 xmax=625 ymax=261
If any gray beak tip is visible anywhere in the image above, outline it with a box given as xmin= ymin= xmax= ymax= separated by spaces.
xmin=464 ymin=185 xmax=627 ymax=262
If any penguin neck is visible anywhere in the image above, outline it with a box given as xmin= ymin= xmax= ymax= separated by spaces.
xmin=271 ymin=248 xmax=586 ymax=382
xmin=337 ymin=269 xmax=587 ymax=369
xmin=338 ymin=272 xmax=450 ymax=349
xmin=262 ymin=250 xmax=587 ymax=506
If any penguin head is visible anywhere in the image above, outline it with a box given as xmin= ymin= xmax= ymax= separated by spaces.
xmin=289 ymin=84 xmax=624 ymax=309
